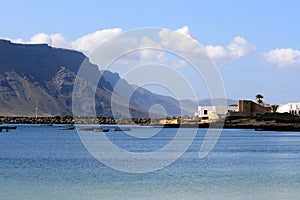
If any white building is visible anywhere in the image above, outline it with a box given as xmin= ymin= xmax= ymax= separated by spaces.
xmin=197 ymin=105 xmax=238 ymax=120
xmin=278 ymin=102 xmax=300 ymax=115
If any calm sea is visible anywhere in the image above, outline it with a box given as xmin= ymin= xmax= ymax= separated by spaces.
xmin=0 ymin=125 xmax=299 ymax=200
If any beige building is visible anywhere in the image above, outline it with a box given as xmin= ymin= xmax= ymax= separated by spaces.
xmin=159 ymin=118 xmax=180 ymax=124
xmin=227 ymin=100 xmax=271 ymax=117
xmin=238 ymin=100 xmax=271 ymax=114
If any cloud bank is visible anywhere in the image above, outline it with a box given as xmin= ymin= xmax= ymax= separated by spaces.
xmin=3 ymin=26 xmax=300 ymax=69
xmin=7 ymin=28 xmax=123 ymax=55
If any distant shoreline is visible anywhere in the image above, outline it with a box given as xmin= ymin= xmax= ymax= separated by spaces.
xmin=1 ymin=114 xmax=300 ymax=131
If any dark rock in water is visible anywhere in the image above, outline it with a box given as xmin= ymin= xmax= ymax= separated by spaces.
xmin=0 ymin=125 xmax=17 ymax=132
xmin=114 ymin=127 xmax=131 ymax=131
xmin=58 ymin=125 xmax=75 ymax=130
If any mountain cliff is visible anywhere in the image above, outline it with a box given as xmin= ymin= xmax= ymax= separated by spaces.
xmin=0 ymin=39 xmax=191 ymax=117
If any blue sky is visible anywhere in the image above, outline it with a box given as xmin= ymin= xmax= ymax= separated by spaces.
xmin=1 ymin=0 xmax=300 ymax=104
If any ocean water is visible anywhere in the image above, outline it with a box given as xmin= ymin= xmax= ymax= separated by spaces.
xmin=0 ymin=125 xmax=299 ymax=200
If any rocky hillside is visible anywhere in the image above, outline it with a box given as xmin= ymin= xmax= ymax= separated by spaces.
xmin=0 ymin=39 xmax=192 ymax=117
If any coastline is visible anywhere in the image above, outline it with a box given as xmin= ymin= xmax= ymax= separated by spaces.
xmin=1 ymin=114 xmax=300 ymax=131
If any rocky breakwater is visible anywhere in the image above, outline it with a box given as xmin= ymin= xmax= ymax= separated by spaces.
xmin=0 ymin=116 xmax=75 ymax=124
xmin=0 ymin=116 xmax=153 ymax=125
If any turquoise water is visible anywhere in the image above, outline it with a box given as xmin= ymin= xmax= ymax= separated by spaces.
xmin=0 ymin=125 xmax=300 ymax=199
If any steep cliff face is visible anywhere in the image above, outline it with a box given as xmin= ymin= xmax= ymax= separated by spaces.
xmin=0 ymin=40 xmax=190 ymax=117
xmin=0 ymin=40 xmax=133 ymax=116
xmin=0 ymin=70 xmax=64 ymax=116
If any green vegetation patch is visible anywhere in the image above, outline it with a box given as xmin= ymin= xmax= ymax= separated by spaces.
xmin=256 ymin=112 xmax=300 ymax=123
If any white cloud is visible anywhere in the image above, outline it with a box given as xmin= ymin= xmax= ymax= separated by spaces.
xmin=4 ymin=28 xmax=122 ymax=56
xmin=204 ymin=36 xmax=256 ymax=63
xmin=175 ymin=26 xmax=193 ymax=40
xmin=138 ymin=36 xmax=164 ymax=62
xmin=7 ymin=38 xmax=24 ymax=43
xmin=26 ymin=33 xmax=72 ymax=50
xmin=2 ymin=26 xmax=257 ymax=66
xmin=228 ymin=36 xmax=256 ymax=58
xmin=7 ymin=33 xmax=72 ymax=50
xmin=29 ymin=33 xmax=52 ymax=44
xmin=71 ymin=28 xmax=122 ymax=54
xmin=204 ymin=45 xmax=228 ymax=61
xmin=50 ymin=33 xmax=72 ymax=49
xmin=90 ymin=34 xmax=166 ymax=71
xmin=159 ymin=26 xmax=201 ymax=54
xmin=159 ymin=26 xmax=205 ymax=66
xmin=159 ymin=27 xmax=256 ymax=65
xmin=262 ymin=48 xmax=300 ymax=69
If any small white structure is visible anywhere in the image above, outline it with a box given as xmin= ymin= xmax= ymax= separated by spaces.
xmin=197 ymin=105 xmax=238 ymax=120
xmin=278 ymin=102 xmax=300 ymax=115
